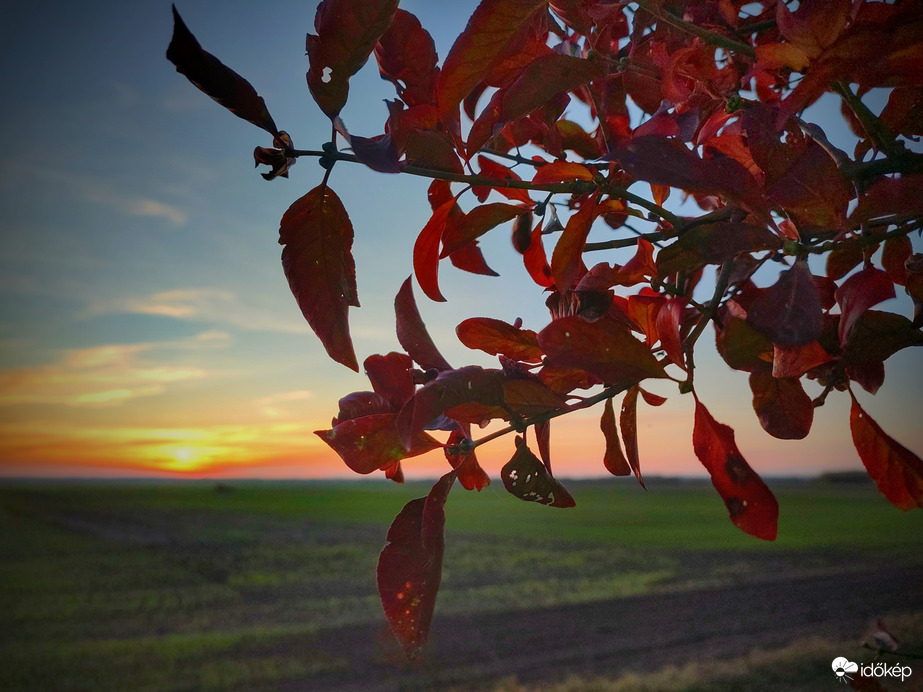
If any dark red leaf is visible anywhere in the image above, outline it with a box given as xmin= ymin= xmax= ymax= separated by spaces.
xmin=377 ymin=471 xmax=456 ymax=658
xmin=395 ymin=277 xmax=452 ymax=372
xmin=747 ymin=260 xmax=823 ymax=347
xmin=501 ymin=437 xmax=575 ymax=508
xmin=280 ymin=185 xmax=359 ymax=371
xmin=692 ymin=397 xmax=779 ymax=540
xmin=306 ymin=0 xmax=399 ymax=118
xmin=847 ymin=360 xmax=885 ymax=395
xmin=826 ymin=243 xmax=863 ymax=282
xmin=836 ymin=267 xmax=896 ymax=347
xmin=448 ymin=239 xmax=499 ymax=277
xmin=851 ymin=174 xmax=923 ymax=226
xmin=441 ymin=203 xmax=529 ymax=258
xmin=601 ymin=398 xmax=630 ymax=476
xmin=538 ymin=315 xmax=668 ymax=389
xmin=772 ymin=342 xmax=834 ymax=379
xmin=315 ymin=413 xmax=441 ymax=475
xmin=843 ymin=310 xmax=923 ymax=364
xmin=639 ymin=388 xmax=668 ymax=407
xmin=413 ymin=199 xmax=456 ymax=303
xmin=551 ymin=201 xmax=601 ymax=291
xmin=364 ymin=352 xmax=415 ymax=410
xmin=620 ymin=385 xmax=645 ymax=488
xmin=511 ymin=213 xmax=532 ymax=254
xmin=656 ymin=223 xmax=781 ymax=278
xmin=850 ymin=393 xmax=923 ymax=511
xmin=522 ymin=222 xmax=554 ymax=288
xmin=335 ymin=391 xmax=392 ymax=423
xmin=167 ymin=6 xmax=278 ymax=135
xmin=617 ymin=238 xmax=657 ymax=287
xmin=716 ymin=313 xmax=773 ymax=373
xmin=456 ymin=317 xmax=543 ymax=363
xmin=655 ymin=299 xmax=685 ymax=370
xmin=535 ymin=420 xmax=552 ymax=474
xmin=749 ymin=371 xmax=814 ymax=440
xmin=374 ymin=8 xmax=439 ymax=107
xmin=445 ymin=428 xmax=491 ymax=491
xmin=474 ymin=156 xmax=534 ymax=205
xmin=882 ymin=236 xmax=912 ymax=287
xmin=435 ymin=0 xmax=548 ymax=118
xmin=616 ymin=136 xmax=768 ymax=220
xmin=335 ymin=119 xmax=401 ymax=173
xmin=397 ymin=366 xmax=504 ymax=449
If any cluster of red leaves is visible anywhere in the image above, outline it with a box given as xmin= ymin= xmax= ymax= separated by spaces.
xmin=168 ymin=0 xmax=923 ymax=658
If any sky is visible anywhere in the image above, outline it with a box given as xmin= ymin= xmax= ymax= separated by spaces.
xmin=0 ymin=1 xmax=920 ymax=482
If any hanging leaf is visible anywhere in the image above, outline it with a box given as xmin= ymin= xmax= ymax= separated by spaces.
xmin=749 ymin=371 xmax=814 ymax=440
xmin=620 ymin=385 xmax=645 ymax=488
xmin=535 ymin=419 xmax=552 ymax=474
xmin=501 ymin=437 xmax=575 ymax=508
xmin=280 ymin=185 xmax=359 ymax=371
xmin=167 ymin=6 xmax=278 ymax=135
xmin=315 ymin=413 xmax=442 ymax=475
xmin=377 ymin=471 xmax=456 ymax=658
xmin=456 ymin=317 xmax=543 ymax=363
xmin=413 ymin=199 xmax=456 ymax=303
xmin=601 ymin=397 xmax=630 ymax=476
xmin=692 ymin=397 xmax=779 ymax=540
xmin=551 ymin=201 xmax=602 ymax=292
xmin=850 ymin=393 xmax=923 ymax=511
xmin=835 ymin=266 xmax=896 ymax=347
xmin=364 ymin=352 xmax=416 ymax=410
xmin=395 ymin=277 xmax=452 ymax=372
xmin=523 ymin=222 xmax=554 ymax=288
xmin=441 ymin=203 xmax=529 ymax=257
xmin=538 ymin=315 xmax=668 ymax=390
xmin=374 ymin=8 xmax=439 ymax=107
xmin=445 ymin=428 xmax=491 ymax=491
xmin=435 ymin=0 xmax=548 ymax=118
xmin=747 ymin=260 xmax=823 ymax=347
xmin=306 ymin=0 xmax=400 ymax=118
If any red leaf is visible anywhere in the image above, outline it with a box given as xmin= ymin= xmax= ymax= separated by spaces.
xmin=441 ymin=203 xmax=529 ymax=257
xmin=377 ymin=471 xmax=456 ymax=658
xmin=448 ymin=239 xmax=499 ymax=277
xmin=445 ymin=428 xmax=491 ymax=491
xmin=617 ymin=238 xmax=657 ymax=286
xmin=835 ymin=267 xmax=896 ymax=347
xmin=395 ymin=277 xmax=452 ymax=372
xmin=335 ymin=391 xmax=391 ymax=422
xmin=522 ymin=222 xmax=554 ymax=288
xmin=747 ymin=260 xmax=823 ymax=347
xmin=537 ymin=315 xmax=668 ymax=390
xmin=749 ymin=371 xmax=814 ymax=440
xmin=397 ymin=366 xmax=504 ymax=449
xmin=306 ymin=0 xmax=399 ymax=118
xmin=882 ymin=236 xmax=912 ymax=287
xmin=531 ymin=161 xmax=595 ymax=185
xmin=639 ymin=388 xmax=667 ymax=407
xmin=413 ymin=199 xmax=456 ymax=302
xmin=616 ymin=136 xmax=768 ymax=219
xmin=474 ymin=156 xmax=534 ymax=205
xmin=601 ymin=398 xmax=630 ymax=476
xmin=692 ymin=398 xmax=779 ymax=540
xmin=280 ymin=185 xmax=359 ymax=371
xmin=364 ymin=352 xmax=415 ymax=410
xmin=468 ymin=53 xmax=608 ymax=154
xmin=315 ymin=413 xmax=441 ymax=475
xmin=456 ymin=317 xmax=543 ymax=363
xmin=551 ymin=201 xmax=601 ymax=291
xmin=374 ymin=8 xmax=439 ymax=107
xmin=716 ymin=314 xmax=773 ymax=373
xmin=620 ymin=385 xmax=645 ymax=488
xmin=501 ymin=437 xmax=575 ymax=508
xmin=772 ymin=342 xmax=834 ymax=379
xmin=435 ymin=0 xmax=548 ymax=118
xmin=535 ymin=419 xmax=552 ymax=474
xmin=826 ymin=243 xmax=863 ymax=282
xmin=167 ymin=6 xmax=278 ymax=135
xmin=850 ymin=393 xmax=923 ymax=511
xmin=655 ymin=299 xmax=685 ymax=370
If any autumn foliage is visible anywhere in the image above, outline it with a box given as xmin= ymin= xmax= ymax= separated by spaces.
xmin=168 ymin=0 xmax=923 ymax=657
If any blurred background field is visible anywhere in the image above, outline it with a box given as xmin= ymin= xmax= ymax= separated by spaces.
xmin=2 ymin=477 xmax=922 ymax=691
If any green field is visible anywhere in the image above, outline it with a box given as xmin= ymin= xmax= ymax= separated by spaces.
xmin=1 ymin=478 xmax=921 ymax=691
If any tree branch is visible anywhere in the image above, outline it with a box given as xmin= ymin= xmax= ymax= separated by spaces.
xmin=633 ymin=0 xmax=756 ymax=57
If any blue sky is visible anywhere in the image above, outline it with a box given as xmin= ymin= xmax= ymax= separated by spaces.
xmin=0 ymin=1 xmax=919 ymax=479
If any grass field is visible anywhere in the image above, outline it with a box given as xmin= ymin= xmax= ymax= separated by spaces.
xmin=1 ymin=477 xmax=922 ymax=691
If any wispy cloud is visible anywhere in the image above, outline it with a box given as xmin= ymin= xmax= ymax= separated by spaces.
xmin=90 ymin=288 xmax=305 ymax=334
xmin=1 ymin=162 xmax=188 ymax=227
xmin=255 ymin=389 xmax=314 ymax=418
xmin=0 ymin=333 xmax=224 ymax=408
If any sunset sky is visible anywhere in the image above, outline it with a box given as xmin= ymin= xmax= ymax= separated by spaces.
xmin=1 ymin=1 xmax=920 ymax=481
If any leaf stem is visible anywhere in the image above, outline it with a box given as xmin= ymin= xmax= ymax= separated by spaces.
xmin=446 ymin=385 xmax=625 ymax=455
xmin=683 ymin=260 xmax=735 ymax=378
xmin=633 ymin=0 xmax=756 ymax=57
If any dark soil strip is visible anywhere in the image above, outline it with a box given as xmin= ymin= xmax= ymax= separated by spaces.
xmin=299 ymin=566 xmax=923 ymax=692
